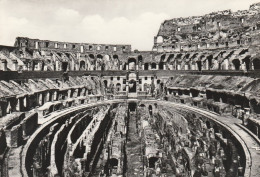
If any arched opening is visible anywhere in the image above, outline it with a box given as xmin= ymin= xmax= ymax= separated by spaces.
xmin=113 ymin=55 xmax=118 ymax=59
xmin=41 ymin=61 xmax=45 ymax=71
xmin=213 ymin=124 xmax=219 ymax=133
xmin=109 ymin=158 xmax=118 ymax=168
xmin=97 ymin=54 xmax=103 ymax=59
xmin=151 ymin=63 xmax=156 ymax=69
xmin=206 ymin=121 xmax=211 ymax=129
xmin=123 ymin=63 xmax=127 ymax=70
xmin=143 ymin=83 xmax=148 ymax=92
xmin=149 ymin=157 xmax=158 ymax=168
xmin=250 ymin=99 xmax=260 ymax=114
xmin=139 ymin=104 xmax=145 ymax=107
xmin=148 ymin=105 xmax=153 ymax=115
xmin=207 ymin=55 xmax=213 ymax=70
xmin=253 ymin=58 xmax=260 ymax=70
xmin=160 ymin=82 xmax=164 ymax=91
xmin=80 ymin=61 xmax=85 ymax=70
xmin=129 ymin=80 xmax=136 ymax=93
xmin=159 ymin=62 xmax=164 ymax=70
xmin=232 ymin=59 xmax=241 ymax=70
xmin=138 ymin=55 xmax=143 ymax=69
xmin=89 ymin=54 xmax=95 ymax=59
xmin=179 ymin=127 xmax=183 ymax=134
xmin=128 ymin=102 xmax=137 ymax=112
xmin=138 ymin=55 xmax=143 ymax=63
xmin=196 ymin=61 xmax=202 ymax=71
xmin=167 ymin=54 xmax=175 ymax=63
xmin=144 ymin=63 xmax=149 ymax=70
xmin=116 ymin=83 xmax=121 ymax=91
xmin=243 ymin=56 xmax=251 ymax=71
xmin=128 ymin=58 xmax=136 ymax=70
xmin=103 ymin=80 xmax=108 ymax=88
xmin=101 ymin=63 xmax=105 ymax=71
xmin=62 ymin=62 xmax=68 ymax=71
xmin=161 ymin=54 xmax=166 ymax=62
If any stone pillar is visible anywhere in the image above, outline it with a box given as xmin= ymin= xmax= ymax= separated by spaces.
xmin=38 ymin=93 xmax=42 ymax=106
xmin=142 ymin=64 xmax=144 ymax=70
xmin=55 ymin=61 xmax=59 ymax=71
xmin=177 ymin=64 xmax=181 ymax=70
xmin=241 ymin=63 xmax=246 ymax=71
xmin=185 ymin=64 xmax=189 ymax=70
xmin=126 ymin=64 xmax=129 ymax=70
xmin=13 ymin=60 xmax=18 ymax=71
xmin=136 ymin=65 xmax=139 ymax=71
xmin=126 ymin=80 xmax=129 ymax=93
xmin=23 ymin=97 xmax=27 ymax=109
xmin=38 ymin=62 xmax=42 ymax=71
xmin=156 ymin=64 xmax=159 ymax=70
xmin=191 ymin=64 xmax=195 ymax=70
xmin=205 ymin=60 xmax=209 ymax=70
xmin=149 ymin=64 xmax=151 ymax=70
xmin=120 ymin=64 xmax=122 ymax=70
xmin=163 ymin=64 xmax=166 ymax=70
xmin=243 ymin=108 xmax=250 ymax=125
xmin=170 ymin=64 xmax=174 ymax=70
xmin=1 ymin=60 xmax=7 ymax=71
xmin=16 ymin=98 xmax=20 ymax=112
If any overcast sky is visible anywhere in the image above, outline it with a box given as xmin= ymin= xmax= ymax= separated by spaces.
xmin=0 ymin=0 xmax=258 ymax=50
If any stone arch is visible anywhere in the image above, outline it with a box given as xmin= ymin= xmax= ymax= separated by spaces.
xmin=149 ymin=157 xmax=158 ymax=168
xmin=113 ymin=55 xmax=118 ymax=59
xmin=159 ymin=62 xmax=164 ymax=70
xmin=148 ymin=105 xmax=153 ymax=115
xmin=128 ymin=102 xmax=137 ymax=112
xmin=159 ymin=55 xmax=165 ymax=70
xmin=213 ymin=124 xmax=219 ymax=133
xmin=89 ymin=54 xmax=95 ymax=59
xmin=109 ymin=158 xmax=118 ymax=168
xmin=104 ymin=54 xmax=110 ymax=61
xmin=232 ymin=59 xmax=241 ymax=70
xmin=151 ymin=63 xmax=156 ymax=69
xmin=207 ymin=55 xmax=213 ymax=70
xmin=253 ymin=58 xmax=260 ymax=70
xmin=139 ymin=104 xmax=145 ymax=107
xmin=116 ymin=83 xmax=121 ymax=91
xmin=242 ymin=56 xmax=251 ymax=71
xmin=196 ymin=61 xmax=202 ymax=71
xmin=129 ymin=79 xmax=136 ymax=93
xmin=144 ymin=63 xmax=149 ymax=70
xmin=138 ymin=55 xmax=143 ymax=63
xmin=206 ymin=120 xmax=211 ymax=129
xmin=80 ymin=60 xmax=85 ymax=70
xmin=167 ymin=54 xmax=174 ymax=63
xmin=138 ymin=55 xmax=143 ymax=69
xmin=97 ymin=54 xmax=103 ymax=59
xmin=103 ymin=80 xmax=108 ymax=88
xmin=128 ymin=58 xmax=136 ymax=70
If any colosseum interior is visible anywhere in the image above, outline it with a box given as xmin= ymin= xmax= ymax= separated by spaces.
xmin=0 ymin=2 xmax=260 ymax=177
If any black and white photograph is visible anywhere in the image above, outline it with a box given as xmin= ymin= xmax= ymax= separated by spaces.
xmin=0 ymin=0 xmax=260 ymax=176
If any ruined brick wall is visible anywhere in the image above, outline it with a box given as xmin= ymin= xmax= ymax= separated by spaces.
xmin=14 ymin=37 xmax=131 ymax=54
xmin=153 ymin=3 xmax=260 ymax=52
xmin=22 ymin=112 xmax=38 ymax=137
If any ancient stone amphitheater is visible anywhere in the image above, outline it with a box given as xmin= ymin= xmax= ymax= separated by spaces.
xmin=0 ymin=2 xmax=260 ymax=177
